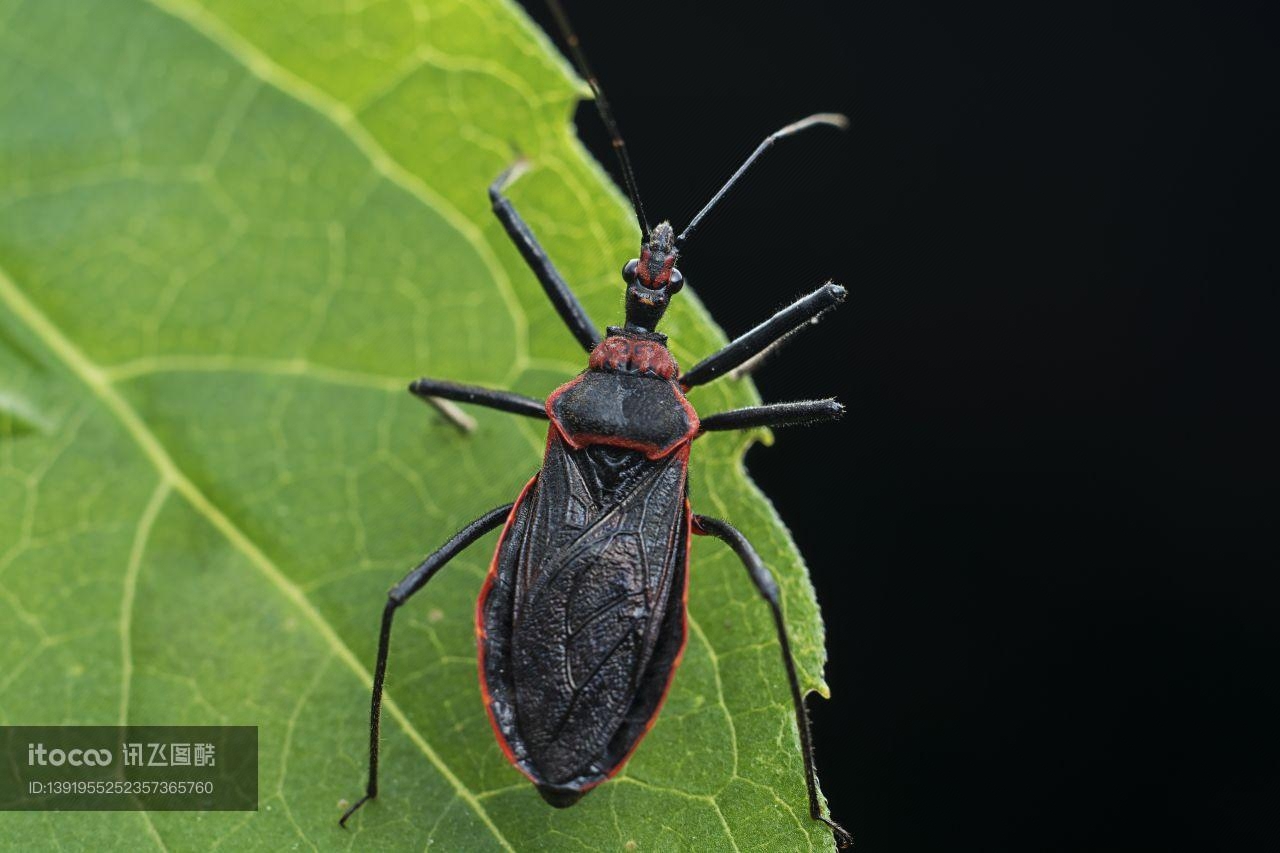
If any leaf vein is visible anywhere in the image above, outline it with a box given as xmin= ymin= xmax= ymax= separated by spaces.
xmin=141 ymin=0 xmax=531 ymax=381
xmin=0 ymin=262 xmax=513 ymax=849
xmin=119 ymin=479 xmax=172 ymax=725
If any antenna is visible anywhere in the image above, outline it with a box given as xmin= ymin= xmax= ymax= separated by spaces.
xmin=676 ymin=113 xmax=848 ymax=249
xmin=546 ymin=0 xmax=651 ymax=239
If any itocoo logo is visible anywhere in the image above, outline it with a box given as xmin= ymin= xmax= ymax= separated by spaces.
xmin=27 ymin=743 xmax=113 ymax=766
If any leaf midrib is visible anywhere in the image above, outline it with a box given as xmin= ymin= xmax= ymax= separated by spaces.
xmin=0 ymin=265 xmax=514 ymax=850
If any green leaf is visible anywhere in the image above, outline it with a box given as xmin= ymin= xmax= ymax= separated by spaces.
xmin=0 ymin=0 xmax=836 ymax=849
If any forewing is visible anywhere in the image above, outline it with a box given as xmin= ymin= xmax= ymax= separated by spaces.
xmin=508 ymin=439 xmax=688 ymax=785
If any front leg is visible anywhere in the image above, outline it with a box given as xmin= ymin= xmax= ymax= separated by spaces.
xmin=679 ymin=283 xmax=846 ymax=389
xmin=699 ymin=399 xmax=844 ymax=433
xmin=409 ymin=377 xmax=548 ymax=434
xmin=340 ymin=503 xmax=514 ymax=827
xmin=692 ymin=513 xmax=853 ymax=849
xmin=490 ymin=162 xmax=602 ymax=353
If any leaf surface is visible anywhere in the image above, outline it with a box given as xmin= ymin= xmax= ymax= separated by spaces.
xmin=0 ymin=0 xmax=835 ymax=849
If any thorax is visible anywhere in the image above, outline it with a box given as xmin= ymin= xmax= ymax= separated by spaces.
xmin=545 ymin=330 xmax=699 ymax=459
xmin=587 ymin=329 xmax=680 ymax=379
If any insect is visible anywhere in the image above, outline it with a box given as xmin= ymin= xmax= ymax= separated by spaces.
xmin=340 ymin=0 xmax=851 ymax=846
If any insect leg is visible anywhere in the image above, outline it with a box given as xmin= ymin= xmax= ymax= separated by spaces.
xmin=679 ymin=283 xmax=846 ymax=389
xmin=490 ymin=161 xmax=602 ymax=352
xmin=699 ymin=399 xmax=844 ymax=433
xmin=339 ymin=503 xmax=515 ymax=828
xmin=691 ymin=514 xmax=853 ymax=850
xmin=409 ymin=377 xmax=548 ymax=433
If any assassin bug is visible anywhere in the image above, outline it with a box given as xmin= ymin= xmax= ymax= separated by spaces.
xmin=340 ymin=0 xmax=851 ymax=846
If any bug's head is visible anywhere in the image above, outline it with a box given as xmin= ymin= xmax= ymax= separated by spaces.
xmin=622 ymin=221 xmax=683 ymax=332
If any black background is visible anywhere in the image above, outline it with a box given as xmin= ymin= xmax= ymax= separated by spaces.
xmin=519 ymin=1 xmax=1277 ymax=849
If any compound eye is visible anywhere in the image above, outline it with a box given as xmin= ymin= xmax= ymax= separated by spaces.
xmin=622 ymin=259 xmax=639 ymax=283
xmin=667 ymin=267 xmax=684 ymax=294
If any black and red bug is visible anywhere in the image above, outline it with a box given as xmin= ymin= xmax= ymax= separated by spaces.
xmin=340 ymin=1 xmax=851 ymax=846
